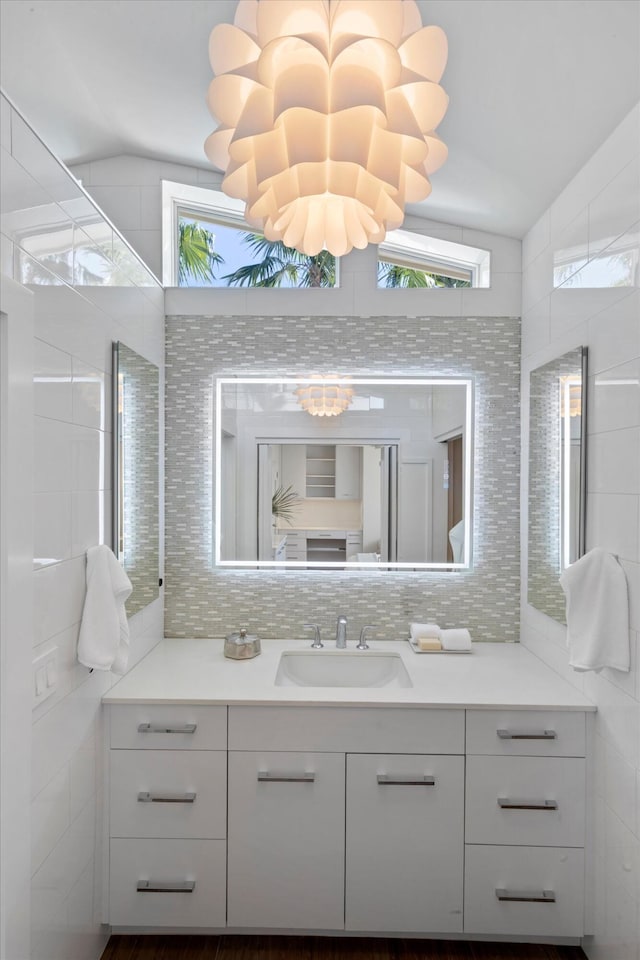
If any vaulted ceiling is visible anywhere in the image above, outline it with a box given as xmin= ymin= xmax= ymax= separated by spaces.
xmin=1 ymin=0 xmax=639 ymax=237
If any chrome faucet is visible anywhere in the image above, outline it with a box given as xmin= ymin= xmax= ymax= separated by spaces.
xmin=356 ymin=625 xmax=375 ymax=650
xmin=335 ymin=615 xmax=347 ymax=649
xmin=304 ymin=623 xmax=323 ymax=649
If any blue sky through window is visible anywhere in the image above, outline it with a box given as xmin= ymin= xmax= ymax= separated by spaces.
xmin=179 ymin=215 xmax=330 ymax=288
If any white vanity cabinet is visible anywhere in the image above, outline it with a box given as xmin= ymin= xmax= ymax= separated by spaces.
xmin=107 ymin=705 xmax=227 ymax=928
xmin=345 ymin=754 xmax=464 ymax=932
xmin=227 ymin=751 xmax=345 ymax=929
xmin=463 ymin=710 xmax=586 ymax=938
xmin=105 ymin=692 xmax=590 ymax=943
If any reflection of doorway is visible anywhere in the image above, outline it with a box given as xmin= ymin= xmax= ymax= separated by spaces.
xmin=446 ymin=436 xmax=463 ymax=563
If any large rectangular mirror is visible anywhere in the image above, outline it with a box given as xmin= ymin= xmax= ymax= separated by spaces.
xmin=527 ymin=346 xmax=587 ymax=621
xmin=113 ymin=342 xmax=160 ymax=614
xmin=216 ymin=377 xmax=473 ymax=569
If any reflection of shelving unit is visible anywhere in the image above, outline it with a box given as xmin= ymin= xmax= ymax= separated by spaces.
xmin=305 ymin=445 xmax=336 ymax=498
xmin=305 ymin=530 xmax=348 ymax=562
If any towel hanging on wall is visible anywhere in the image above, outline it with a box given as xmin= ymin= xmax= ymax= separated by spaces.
xmin=77 ymin=545 xmax=132 ymax=675
xmin=559 ymin=547 xmax=630 ymax=672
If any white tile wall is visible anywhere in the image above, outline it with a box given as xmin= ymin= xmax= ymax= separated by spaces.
xmin=1 ymin=95 xmax=165 ymax=960
xmin=521 ymin=102 xmax=640 ymax=960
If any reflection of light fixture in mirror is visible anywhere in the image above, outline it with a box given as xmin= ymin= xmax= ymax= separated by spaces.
xmin=560 ymin=375 xmax=581 ymax=570
xmin=205 ymin=0 xmax=449 ymax=257
xmin=560 ymin=376 xmax=582 ymax=417
xmin=296 ymin=381 xmax=354 ymax=417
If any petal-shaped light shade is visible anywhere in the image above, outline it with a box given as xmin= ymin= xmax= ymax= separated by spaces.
xmin=206 ymin=0 xmax=448 ymax=257
xmin=296 ymin=381 xmax=354 ymax=417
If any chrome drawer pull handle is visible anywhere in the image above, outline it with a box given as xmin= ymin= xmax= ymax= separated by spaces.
xmin=137 ymin=723 xmax=197 ymax=734
xmin=498 ymin=797 xmax=558 ymax=811
xmin=257 ymin=772 xmax=315 ymax=783
xmin=137 ymin=791 xmax=196 ymax=804
xmin=497 ymin=729 xmax=556 ymax=741
xmin=377 ymin=775 xmax=436 ymax=786
xmin=496 ymin=887 xmax=555 ymax=903
xmin=137 ymin=880 xmax=195 ymax=893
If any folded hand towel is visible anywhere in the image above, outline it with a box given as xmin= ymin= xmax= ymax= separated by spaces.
xmin=77 ymin=545 xmax=132 ymax=675
xmin=410 ymin=622 xmax=441 ymax=641
xmin=440 ymin=628 xmax=472 ymax=651
xmin=559 ymin=548 xmax=629 ymax=672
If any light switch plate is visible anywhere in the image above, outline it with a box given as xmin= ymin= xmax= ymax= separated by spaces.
xmin=32 ymin=647 xmax=58 ymax=708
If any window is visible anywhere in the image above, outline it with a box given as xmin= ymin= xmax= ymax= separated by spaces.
xmin=163 ymin=182 xmax=337 ymax=288
xmin=377 ymin=229 xmax=490 ymax=288
xmin=163 ymin=182 xmax=491 ymax=290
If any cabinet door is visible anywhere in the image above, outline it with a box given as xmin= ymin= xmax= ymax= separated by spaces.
xmin=227 ymin=751 xmax=345 ymax=930
xmin=345 ymin=754 xmax=464 ymax=933
xmin=335 ymin=445 xmax=362 ymax=499
xmin=280 ymin=445 xmax=306 ymax=497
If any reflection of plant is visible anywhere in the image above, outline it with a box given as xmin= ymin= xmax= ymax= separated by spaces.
xmin=271 ymin=484 xmax=302 ymax=525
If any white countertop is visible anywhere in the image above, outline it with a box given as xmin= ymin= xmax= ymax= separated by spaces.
xmin=103 ymin=638 xmax=596 ymax=711
xmin=278 ymin=527 xmax=362 ymax=533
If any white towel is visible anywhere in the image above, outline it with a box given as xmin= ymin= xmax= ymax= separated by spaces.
xmin=410 ymin=622 xmax=441 ymax=641
xmin=448 ymin=519 xmax=465 ymax=563
xmin=559 ymin=548 xmax=629 ymax=672
xmin=440 ymin=628 xmax=472 ymax=651
xmin=78 ymin=545 xmax=133 ymax=675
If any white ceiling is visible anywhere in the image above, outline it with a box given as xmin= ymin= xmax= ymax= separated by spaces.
xmin=1 ymin=0 xmax=639 ymax=238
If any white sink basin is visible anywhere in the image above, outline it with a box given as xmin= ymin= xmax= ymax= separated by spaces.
xmin=275 ymin=650 xmax=412 ymax=688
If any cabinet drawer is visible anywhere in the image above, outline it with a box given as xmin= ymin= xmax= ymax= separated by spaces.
xmin=227 ymin=751 xmax=345 ymax=929
xmin=466 ymin=710 xmax=585 ymax=757
xmin=346 ymin=754 xmax=463 ymax=933
xmin=464 ymin=845 xmax=584 ymax=937
xmin=110 ymin=750 xmax=226 ymax=839
xmin=109 ymin=838 xmax=226 ymax=928
xmin=466 ymin=756 xmax=585 ymax=847
xmin=280 ymin=531 xmax=304 ymax=546
xmin=229 ymin=706 xmax=464 ymax=754
xmin=110 ymin=705 xmax=227 ymax=750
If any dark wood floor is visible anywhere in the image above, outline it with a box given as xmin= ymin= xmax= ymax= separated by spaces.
xmin=102 ymin=934 xmax=586 ymax=960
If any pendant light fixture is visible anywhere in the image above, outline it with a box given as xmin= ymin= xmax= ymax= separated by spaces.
xmin=205 ymin=0 xmax=449 ymax=257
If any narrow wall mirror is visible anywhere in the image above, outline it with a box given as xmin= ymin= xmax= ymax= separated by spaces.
xmin=216 ymin=377 xmax=473 ymax=570
xmin=527 ymin=346 xmax=588 ymax=621
xmin=113 ymin=342 xmax=160 ymax=614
